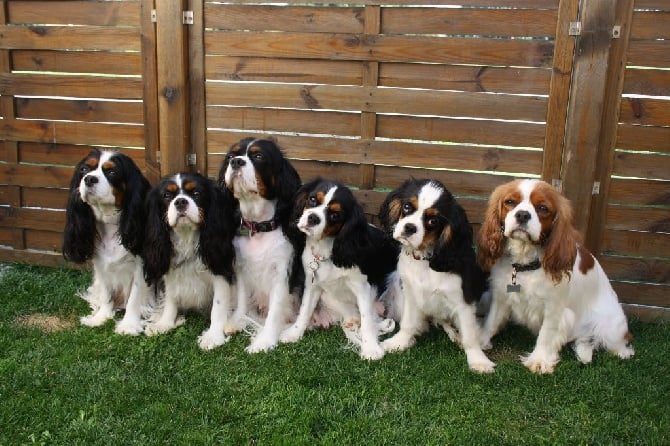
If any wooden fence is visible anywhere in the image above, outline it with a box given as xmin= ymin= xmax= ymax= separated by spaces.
xmin=0 ymin=0 xmax=668 ymax=319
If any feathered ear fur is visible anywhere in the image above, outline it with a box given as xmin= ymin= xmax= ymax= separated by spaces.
xmin=290 ymin=178 xmax=319 ymax=228
xmin=115 ymin=153 xmax=151 ymax=257
xmin=378 ymin=187 xmax=404 ymax=234
xmin=199 ymin=179 xmax=236 ymax=283
xmin=62 ymin=150 xmax=100 ymax=263
xmin=477 ymin=182 xmax=508 ymax=272
xmin=274 ymin=153 xmax=302 ymax=227
xmin=142 ymin=185 xmax=173 ymax=286
xmin=541 ymin=187 xmax=581 ymax=283
xmin=331 ymin=194 xmax=368 ymax=270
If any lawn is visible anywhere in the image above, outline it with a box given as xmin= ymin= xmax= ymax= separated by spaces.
xmin=1 ymin=262 xmax=668 ymax=445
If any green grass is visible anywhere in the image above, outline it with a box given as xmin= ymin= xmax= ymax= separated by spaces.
xmin=1 ymin=262 xmax=668 ymax=445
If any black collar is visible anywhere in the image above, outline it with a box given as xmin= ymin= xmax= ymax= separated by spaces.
xmin=240 ymin=217 xmax=278 ymax=236
xmin=512 ymin=259 xmax=542 ymax=272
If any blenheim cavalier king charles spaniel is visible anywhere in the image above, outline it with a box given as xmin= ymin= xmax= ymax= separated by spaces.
xmin=219 ymin=137 xmax=305 ymax=353
xmin=63 ymin=149 xmax=152 ymax=335
xmin=477 ymin=178 xmax=634 ymax=374
xmin=142 ymin=173 xmax=237 ymax=350
xmin=379 ymin=179 xmax=495 ymax=373
xmin=280 ymin=178 xmax=398 ymax=360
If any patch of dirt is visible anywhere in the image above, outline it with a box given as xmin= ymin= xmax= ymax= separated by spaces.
xmin=15 ymin=313 xmax=75 ymax=333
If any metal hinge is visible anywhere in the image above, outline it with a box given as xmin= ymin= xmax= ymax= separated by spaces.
xmin=156 ymin=151 xmax=161 ymax=164
xmin=569 ymin=22 xmax=582 ymax=36
xmin=151 ymin=9 xmax=157 ymax=23
xmin=187 ymin=153 xmax=197 ymax=166
xmin=183 ymin=10 xmax=194 ymax=25
xmin=551 ymin=178 xmax=563 ymax=192
xmin=592 ymin=181 xmax=601 ymax=195
xmin=612 ymin=25 xmax=621 ymax=38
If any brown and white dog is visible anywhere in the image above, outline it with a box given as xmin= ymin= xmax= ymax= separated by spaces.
xmin=477 ymin=179 xmax=634 ymax=373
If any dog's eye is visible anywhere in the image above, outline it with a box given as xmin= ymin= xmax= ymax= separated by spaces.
xmin=537 ymin=204 xmax=550 ymax=214
xmin=162 ymin=191 xmax=173 ymax=200
xmin=79 ymin=165 xmax=91 ymax=174
xmin=328 ymin=211 xmax=341 ymax=223
xmin=106 ymin=169 xmax=117 ymax=178
xmin=192 ymin=190 xmax=201 ymax=200
xmin=252 ymin=152 xmax=265 ymax=161
xmin=225 ymin=153 xmax=234 ymax=161
xmin=425 ymin=216 xmax=439 ymax=229
xmin=307 ymin=196 xmax=318 ymax=208
xmin=401 ymin=203 xmax=414 ymax=216
xmin=504 ymin=199 xmax=517 ymax=207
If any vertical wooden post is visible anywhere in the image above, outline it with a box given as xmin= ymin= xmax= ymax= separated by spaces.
xmin=542 ymin=0 xmax=579 ymax=185
xmin=140 ymin=0 xmax=161 ymax=184
xmin=0 ymin=2 xmax=25 ymax=250
xmin=155 ymin=0 xmax=190 ymax=176
xmin=188 ymin=0 xmax=207 ymax=175
xmin=559 ymin=0 xmax=617 ymax=236
xmin=359 ymin=5 xmax=381 ymax=191
xmin=585 ymin=0 xmax=634 ymax=253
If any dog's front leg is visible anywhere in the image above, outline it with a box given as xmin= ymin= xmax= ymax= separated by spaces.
xmin=198 ymin=276 xmax=234 ymax=350
xmin=246 ymin=281 xmax=289 ymax=353
xmin=280 ymin=281 xmax=320 ymax=344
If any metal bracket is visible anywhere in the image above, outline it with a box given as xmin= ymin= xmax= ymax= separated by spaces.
xmin=183 ymin=10 xmax=194 ymax=25
xmin=151 ymin=9 xmax=157 ymax=23
xmin=551 ymin=178 xmax=563 ymax=192
xmin=187 ymin=153 xmax=197 ymax=166
xmin=569 ymin=22 xmax=582 ymax=36
xmin=156 ymin=151 xmax=161 ymax=164
xmin=592 ymin=181 xmax=600 ymax=195
xmin=612 ymin=25 xmax=621 ymax=38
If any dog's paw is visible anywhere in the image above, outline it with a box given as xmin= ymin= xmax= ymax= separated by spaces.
xmin=465 ymin=349 xmax=496 ymax=374
xmin=381 ymin=333 xmax=414 ymax=352
xmin=144 ymin=322 xmax=175 ymax=336
xmin=198 ymin=329 xmax=229 ymax=351
xmin=279 ymin=326 xmax=303 ymax=344
xmin=245 ymin=336 xmax=277 ymax=353
xmin=360 ymin=342 xmax=385 ymax=361
xmin=80 ymin=311 xmax=113 ymax=328
xmin=377 ymin=318 xmax=395 ymax=335
xmin=114 ymin=319 xmax=144 ymax=336
xmin=522 ymin=352 xmax=558 ymax=374
xmin=223 ymin=319 xmax=244 ymax=336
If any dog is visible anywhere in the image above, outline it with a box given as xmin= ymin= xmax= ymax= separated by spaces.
xmin=477 ymin=178 xmax=634 ymax=373
xmin=142 ymin=172 xmax=237 ymax=350
xmin=219 ymin=137 xmax=304 ymax=353
xmin=379 ymin=178 xmax=495 ymax=373
xmin=279 ymin=178 xmax=398 ymax=360
xmin=63 ymin=148 xmax=152 ymax=335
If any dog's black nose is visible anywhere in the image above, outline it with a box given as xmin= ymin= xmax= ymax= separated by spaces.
xmin=84 ymin=175 xmax=98 ymax=187
xmin=307 ymin=213 xmax=320 ymax=227
xmin=230 ymin=157 xmax=246 ymax=170
xmin=515 ymin=210 xmax=531 ymax=224
xmin=174 ymin=197 xmax=188 ymax=212
xmin=402 ymin=223 xmax=417 ymax=237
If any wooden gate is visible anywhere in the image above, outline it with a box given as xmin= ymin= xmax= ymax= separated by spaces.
xmin=0 ymin=0 xmax=668 ymax=318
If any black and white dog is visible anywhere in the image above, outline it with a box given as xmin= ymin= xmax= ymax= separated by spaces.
xmin=379 ymin=178 xmax=495 ymax=373
xmin=142 ymin=172 xmax=237 ymax=350
xmin=219 ymin=137 xmax=305 ymax=352
xmin=63 ymin=149 xmax=152 ymax=335
xmin=280 ymin=178 xmax=398 ymax=360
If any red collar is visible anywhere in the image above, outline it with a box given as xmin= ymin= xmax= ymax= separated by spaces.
xmin=240 ymin=217 xmax=278 ymax=236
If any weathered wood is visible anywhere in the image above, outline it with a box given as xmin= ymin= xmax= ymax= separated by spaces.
xmin=613 ymin=282 xmax=669 ymax=308
xmin=18 ymin=142 xmax=146 ymax=167
xmin=618 ymin=97 xmax=670 ymax=127
xmin=0 ymin=25 xmax=140 ymax=51
xmin=189 ymin=0 xmax=207 ymax=174
xmin=627 ymin=40 xmax=670 ymax=67
xmin=201 ymin=0 xmax=560 ymax=7
xmin=12 ymin=50 xmax=142 ymax=75
xmin=0 ymin=73 xmax=143 ymax=99
xmin=605 ymin=206 xmax=670 ymax=232
xmin=8 ymin=1 xmax=140 ymax=27
xmin=16 ymin=98 xmax=143 ymax=124
xmin=0 ymin=247 xmax=77 ymax=269
xmin=631 ymin=11 xmax=670 ymax=39
xmin=0 ymin=207 xmax=66 ymax=232
xmin=600 ymin=256 xmax=669 ymax=284
xmin=609 ymin=178 xmax=670 ymax=206
xmin=25 ymin=229 xmax=62 ymax=253
xmin=22 ymin=187 xmax=69 ymax=209
xmin=140 ymin=0 xmax=160 ymax=185
xmin=560 ymin=0 xmax=616 ymax=235
xmin=601 ymin=229 xmax=670 ymax=258
xmin=205 ymin=31 xmax=554 ymax=67
xmin=616 ymin=125 xmax=670 ymax=153
xmin=612 ymin=151 xmax=670 ymax=181
xmin=623 ymin=68 xmax=670 ymax=97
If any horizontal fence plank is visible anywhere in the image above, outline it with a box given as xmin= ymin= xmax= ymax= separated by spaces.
xmin=25 ymin=229 xmax=61 ymax=252
xmin=600 ymin=256 xmax=669 ymax=284
xmin=22 ymin=187 xmax=68 ymax=209
xmin=0 ymin=206 xmax=65 ymax=231
xmin=206 ymin=56 xmax=364 ymax=85
xmin=616 ymin=124 xmax=670 ymax=153
xmin=608 ymin=178 xmax=670 ymax=206
xmin=377 ymin=115 xmax=546 ymax=149
xmin=630 ymin=11 xmax=670 ymax=40
xmin=0 ymin=73 xmax=143 ymax=99
xmin=205 ymin=4 xmax=364 ymax=33
xmin=203 ymin=0 xmax=560 ymax=8
xmin=613 ymin=150 xmax=670 ymax=180
xmin=0 ymin=163 xmax=74 ymax=189
xmin=627 ymin=40 xmax=670 ymax=68
xmin=619 ymin=97 xmax=670 ymax=127
xmin=206 ymin=82 xmax=548 ymax=122
xmin=8 ymin=1 xmax=140 ymax=27
xmin=622 ymin=68 xmax=670 ymax=97
xmin=18 ymin=142 xmax=146 ymax=167
xmin=613 ymin=281 xmax=669 ymax=308
xmin=12 ymin=50 xmax=142 ymax=75
xmin=206 ymin=131 xmax=542 ymax=174
xmin=605 ymin=205 xmax=670 ymax=232
xmin=0 ymin=25 xmax=140 ymax=51
xmin=205 ymin=31 xmax=554 ymax=67
xmin=381 ymin=7 xmax=557 ymax=37
xmin=380 ymin=64 xmax=551 ymax=95
xmin=634 ymin=0 xmax=670 ymax=10
xmin=601 ymin=229 xmax=670 ymax=258
xmin=16 ymin=97 xmax=143 ymax=124
xmin=0 ymin=246 xmax=74 ymax=269
xmin=0 ymin=119 xmax=145 ymax=148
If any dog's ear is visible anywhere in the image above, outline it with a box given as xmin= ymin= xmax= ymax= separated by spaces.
xmin=116 ymin=153 xmax=151 ymax=256
xmin=429 ymin=199 xmax=472 ymax=274
xmin=379 ymin=189 xmax=404 ymax=233
xmin=142 ymin=185 xmax=172 ymax=286
xmin=332 ymin=198 xmax=368 ymax=269
xmin=199 ymin=179 xmax=236 ymax=283
xmin=62 ymin=151 xmax=100 ymax=263
xmin=290 ymin=178 xmax=321 ymax=227
xmin=477 ymin=183 xmax=508 ymax=272
xmin=541 ymin=186 xmax=580 ymax=283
